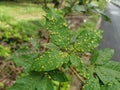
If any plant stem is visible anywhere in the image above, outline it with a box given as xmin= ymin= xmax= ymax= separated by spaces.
xmin=70 ymin=66 xmax=85 ymax=84
xmin=58 ymin=82 xmax=61 ymax=90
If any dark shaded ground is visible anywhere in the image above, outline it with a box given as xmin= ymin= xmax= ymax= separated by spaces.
xmin=98 ymin=2 xmax=120 ymax=61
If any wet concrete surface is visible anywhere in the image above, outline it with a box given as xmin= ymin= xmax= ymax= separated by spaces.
xmin=98 ymin=2 xmax=120 ymax=61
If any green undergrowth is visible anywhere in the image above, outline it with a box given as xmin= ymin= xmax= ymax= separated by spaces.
xmin=98 ymin=0 xmax=107 ymax=10
xmin=88 ymin=0 xmax=107 ymax=22
xmin=6 ymin=0 xmax=52 ymax=3
xmin=0 ymin=2 xmax=45 ymax=57
xmin=6 ymin=8 xmax=104 ymax=90
xmin=1 ymin=1 xmax=120 ymax=90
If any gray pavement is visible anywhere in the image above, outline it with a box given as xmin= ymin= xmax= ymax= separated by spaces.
xmin=111 ymin=0 xmax=120 ymax=7
xmin=98 ymin=2 xmax=120 ymax=61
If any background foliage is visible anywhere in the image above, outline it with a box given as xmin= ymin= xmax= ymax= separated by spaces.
xmin=0 ymin=0 xmax=120 ymax=90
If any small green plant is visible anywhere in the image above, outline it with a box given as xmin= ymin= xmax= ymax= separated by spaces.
xmin=6 ymin=8 xmax=107 ymax=90
xmin=1 ymin=1 xmax=119 ymax=90
xmin=63 ymin=0 xmax=111 ymax=22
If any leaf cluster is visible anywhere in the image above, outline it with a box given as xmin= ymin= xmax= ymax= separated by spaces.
xmin=5 ymin=3 xmax=120 ymax=90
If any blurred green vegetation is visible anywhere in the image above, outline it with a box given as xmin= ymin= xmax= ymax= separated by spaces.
xmin=0 ymin=0 xmax=107 ymax=57
xmin=0 ymin=0 xmax=52 ymax=3
xmin=0 ymin=2 xmax=45 ymax=57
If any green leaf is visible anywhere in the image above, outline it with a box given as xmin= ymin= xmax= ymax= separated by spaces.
xmin=70 ymin=53 xmax=88 ymax=78
xmin=90 ymin=49 xmax=99 ymax=64
xmin=7 ymin=73 xmax=54 ymax=90
xmin=104 ymin=61 xmax=120 ymax=72
xmin=88 ymin=1 xmax=99 ymax=8
xmin=41 ymin=43 xmax=59 ymax=50
xmin=29 ymin=37 xmax=40 ymax=51
xmin=11 ymin=47 xmax=39 ymax=72
xmin=83 ymin=67 xmax=100 ymax=90
xmin=83 ymin=77 xmax=100 ymax=90
xmin=31 ymin=50 xmax=69 ymax=72
xmin=72 ymin=5 xmax=86 ymax=12
xmin=101 ymin=83 xmax=120 ymax=90
xmin=72 ymin=22 xmax=102 ymax=53
xmin=95 ymin=49 xmax=114 ymax=65
xmin=45 ymin=8 xmax=70 ymax=49
xmin=95 ymin=9 xmax=111 ymax=22
xmin=70 ymin=54 xmax=83 ymax=70
xmin=49 ymin=69 xmax=68 ymax=82
xmin=70 ymin=34 xmax=78 ymax=44
xmin=95 ymin=66 xmax=120 ymax=84
xmin=37 ymin=75 xmax=54 ymax=90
